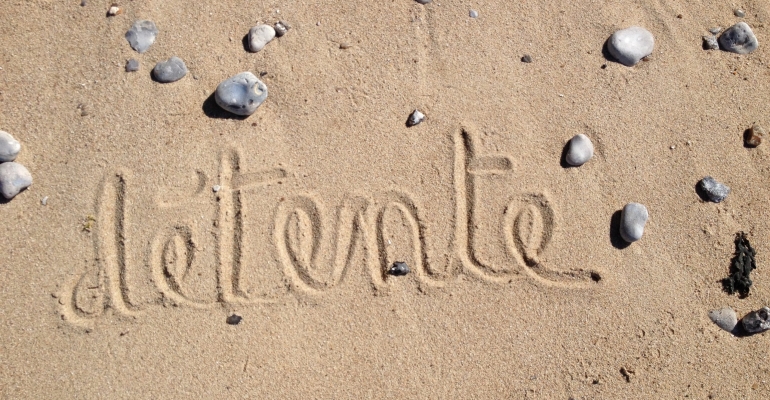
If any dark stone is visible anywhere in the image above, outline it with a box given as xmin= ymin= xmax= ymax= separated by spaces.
xmin=226 ymin=314 xmax=242 ymax=325
xmin=521 ymin=54 xmax=532 ymax=63
xmin=722 ymin=232 xmax=757 ymax=297
xmin=388 ymin=262 xmax=410 ymax=276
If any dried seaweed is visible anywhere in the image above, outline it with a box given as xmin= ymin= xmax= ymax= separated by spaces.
xmin=722 ymin=232 xmax=757 ymax=298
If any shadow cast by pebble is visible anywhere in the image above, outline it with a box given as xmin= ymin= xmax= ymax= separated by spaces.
xmin=743 ymin=128 xmax=756 ymax=148
xmin=609 ymin=210 xmax=631 ymax=249
xmin=602 ymin=39 xmax=619 ymax=64
xmin=560 ymin=142 xmax=575 ymax=169
xmin=202 ymin=93 xmax=249 ymax=120
xmin=694 ymin=181 xmax=711 ymax=202
xmin=241 ymin=34 xmax=251 ymax=53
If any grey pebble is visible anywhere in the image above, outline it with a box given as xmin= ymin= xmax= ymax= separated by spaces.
xmin=274 ymin=21 xmax=290 ymax=37
xmin=742 ymin=307 xmax=770 ymax=334
xmin=248 ymin=24 xmax=275 ymax=52
xmin=702 ymin=35 xmax=719 ymax=50
xmin=125 ymin=58 xmax=139 ymax=72
xmin=698 ymin=176 xmax=730 ymax=203
xmin=226 ymin=314 xmax=242 ymax=325
xmin=152 ymin=57 xmax=187 ymax=83
xmin=406 ymin=109 xmax=425 ymax=127
xmin=564 ymin=134 xmax=594 ymax=167
xmin=469 ymin=9 xmax=479 ymax=18
xmin=709 ymin=27 xmax=723 ymax=35
xmin=734 ymin=9 xmax=746 ymax=18
xmin=125 ymin=20 xmax=158 ymax=54
xmin=521 ymin=54 xmax=533 ymax=63
xmin=215 ymin=72 xmax=268 ymax=116
xmin=0 ymin=162 xmax=32 ymax=200
xmin=415 ymin=0 xmax=432 ymax=4
xmin=607 ymin=26 xmax=655 ymax=66
xmin=709 ymin=307 xmax=738 ymax=332
xmin=719 ymin=22 xmax=758 ymax=54
xmin=619 ymin=202 xmax=648 ymax=243
xmin=388 ymin=262 xmax=410 ymax=276
xmin=0 ymin=130 xmax=21 ymax=162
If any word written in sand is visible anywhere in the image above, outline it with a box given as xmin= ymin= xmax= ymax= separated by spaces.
xmin=59 ymin=128 xmax=600 ymax=328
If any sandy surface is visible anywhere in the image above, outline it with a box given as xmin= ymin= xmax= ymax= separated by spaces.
xmin=2 ymin=0 xmax=770 ymax=398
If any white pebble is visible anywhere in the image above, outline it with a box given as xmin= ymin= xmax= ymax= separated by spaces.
xmin=607 ymin=26 xmax=654 ymax=66
xmin=41 ymin=196 xmax=48 ymax=206
xmin=0 ymin=162 xmax=32 ymax=200
xmin=212 ymin=185 xmax=221 ymax=192
xmin=469 ymin=9 xmax=479 ymax=18
xmin=248 ymin=25 xmax=276 ymax=52
xmin=565 ymin=134 xmax=593 ymax=166
xmin=0 ymin=130 xmax=21 ymax=162
xmin=619 ymin=202 xmax=648 ymax=243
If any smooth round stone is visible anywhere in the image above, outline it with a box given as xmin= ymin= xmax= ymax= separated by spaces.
xmin=248 ymin=25 xmax=276 ymax=52
xmin=215 ymin=72 xmax=268 ymax=116
xmin=0 ymin=162 xmax=32 ymax=200
xmin=619 ymin=202 xmax=648 ymax=243
xmin=125 ymin=20 xmax=158 ymax=54
xmin=388 ymin=262 xmax=410 ymax=276
xmin=719 ymin=22 xmax=758 ymax=54
xmin=0 ymin=130 xmax=21 ymax=162
xmin=152 ymin=57 xmax=187 ymax=83
xmin=742 ymin=307 xmax=770 ymax=334
xmin=565 ymin=134 xmax=593 ymax=166
xmin=709 ymin=307 xmax=738 ymax=332
xmin=607 ymin=26 xmax=654 ymax=66
xmin=698 ymin=176 xmax=730 ymax=203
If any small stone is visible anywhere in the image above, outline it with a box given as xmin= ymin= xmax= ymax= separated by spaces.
xmin=709 ymin=27 xmax=723 ymax=35
xmin=80 ymin=0 xmax=87 ymax=6
xmin=702 ymin=35 xmax=719 ymax=50
xmin=564 ymin=134 xmax=594 ymax=167
xmin=339 ymin=42 xmax=351 ymax=49
xmin=107 ymin=4 xmax=122 ymax=16
xmin=709 ymin=307 xmax=738 ymax=332
xmin=521 ymin=54 xmax=533 ymax=63
xmin=619 ymin=202 xmax=648 ymax=243
xmin=742 ymin=307 xmax=770 ymax=333
xmin=212 ymin=185 xmax=221 ymax=192
xmin=215 ymin=72 xmax=268 ymax=116
xmin=274 ymin=21 xmax=290 ymax=37
xmin=388 ymin=262 xmax=410 ymax=276
xmin=0 ymin=162 xmax=32 ymax=200
xmin=125 ymin=20 xmax=158 ymax=54
xmin=406 ymin=110 xmax=425 ymax=127
xmin=125 ymin=58 xmax=139 ymax=72
xmin=415 ymin=0 xmax=432 ymax=4
xmin=248 ymin=24 xmax=276 ymax=52
xmin=226 ymin=314 xmax=242 ymax=325
xmin=607 ymin=26 xmax=655 ymax=66
xmin=152 ymin=57 xmax=187 ymax=83
xmin=745 ymin=124 xmax=766 ymax=147
xmin=41 ymin=196 xmax=48 ymax=206
xmin=0 ymin=130 xmax=21 ymax=162
xmin=719 ymin=22 xmax=758 ymax=54
xmin=469 ymin=9 xmax=479 ymax=18
xmin=698 ymin=176 xmax=730 ymax=203
xmin=734 ymin=9 xmax=746 ymax=18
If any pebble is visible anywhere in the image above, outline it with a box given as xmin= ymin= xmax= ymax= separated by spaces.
xmin=709 ymin=27 xmax=723 ymax=35
xmin=698 ymin=176 xmax=730 ymax=203
xmin=388 ymin=262 xmax=411 ymax=276
xmin=564 ymin=134 xmax=594 ymax=167
xmin=719 ymin=22 xmax=759 ymax=54
xmin=406 ymin=110 xmax=425 ymax=127
xmin=607 ymin=26 xmax=655 ymax=66
xmin=521 ymin=54 xmax=533 ymax=63
xmin=214 ymin=72 xmax=268 ymax=116
xmin=125 ymin=20 xmax=158 ymax=54
xmin=745 ymin=124 xmax=766 ymax=147
xmin=415 ymin=0 xmax=432 ymax=4
xmin=152 ymin=57 xmax=187 ymax=83
xmin=0 ymin=162 xmax=32 ymax=200
xmin=107 ymin=4 xmax=122 ymax=16
xmin=742 ymin=307 xmax=770 ymax=334
xmin=469 ymin=9 xmax=479 ymax=18
xmin=702 ymin=35 xmax=719 ymax=50
xmin=0 ymin=130 xmax=21 ymax=162
xmin=274 ymin=21 xmax=290 ymax=37
xmin=734 ymin=9 xmax=746 ymax=18
xmin=709 ymin=307 xmax=738 ymax=332
xmin=125 ymin=58 xmax=139 ymax=72
xmin=226 ymin=314 xmax=242 ymax=325
xmin=619 ymin=202 xmax=648 ymax=243
xmin=248 ymin=25 xmax=275 ymax=53
xmin=212 ymin=185 xmax=221 ymax=192
xmin=41 ymin=196 xmax=48 ymax=206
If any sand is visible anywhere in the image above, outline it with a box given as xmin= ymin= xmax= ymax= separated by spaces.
xmin=1 ymin=0 xmax=770 ymax=398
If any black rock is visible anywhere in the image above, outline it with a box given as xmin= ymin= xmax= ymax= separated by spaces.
xmin=723 ymin=232 xmax=757 ymax=297
xmin=226 ymin=314 xmax=242 ymax=325
xmin=388 ymin=262 xmax=410 ymax=276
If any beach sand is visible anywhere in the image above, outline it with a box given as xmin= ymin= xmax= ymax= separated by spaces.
xmin=1 ymin=0 xmax=770 ymax=397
